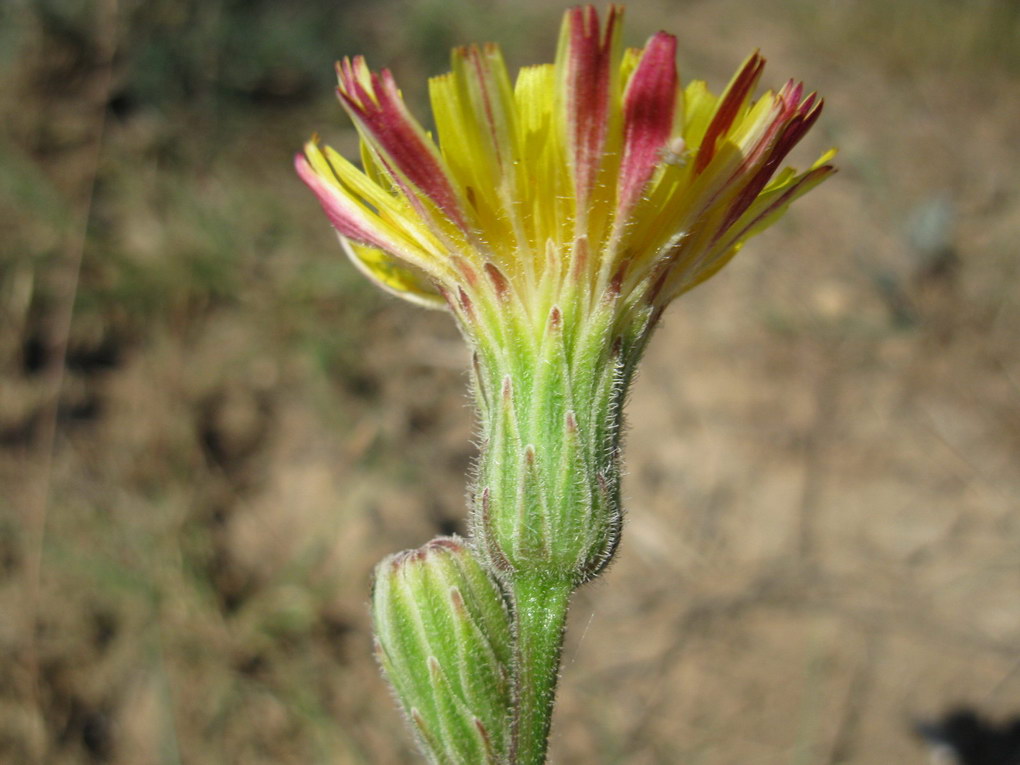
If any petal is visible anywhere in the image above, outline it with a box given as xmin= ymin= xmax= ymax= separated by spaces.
xmin=341 ymin=236 xmax=447 ymax=309
xmin=715 ymin=160 xmax=835 ymax=254
xmin=555 ymin=5 xmax=624 ymax=219
xmin=514 ymin=64 xmax=570 ymax=250
xmin=693 ymin=51 xmax=765 ymax=173
xmin=319 ymin=144 xmax=434 ymax=251
xmin=617 ymin=32 xmax=678 ymax=220
xmin=430 ymin=43 xmax=524 ymax=258
xmin=449 ymin=44 xmax=520 ymax=182
xmin=295 ymin=142 xmax=448 ymax=280
xmin=336 ymin=56 xmax=472 ymax=234
xmin=295 ymin=152 xmax=409 ymax=258
xmin=663 ymin=158 xmax=835 ymax=302
xmin=711 ymin=88 xmax=825 ymax=243
xmin=682 ymin=79 xmax=719 ymax=151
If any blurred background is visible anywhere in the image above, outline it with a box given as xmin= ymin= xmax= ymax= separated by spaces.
xmin=2 ymin=0 xmax=1019 ymax=762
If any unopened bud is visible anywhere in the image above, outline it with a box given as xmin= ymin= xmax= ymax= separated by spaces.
xmin=372 ymin=536 xmax=512 ymax=764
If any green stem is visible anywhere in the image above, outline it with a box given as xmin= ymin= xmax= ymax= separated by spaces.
xmin=508 ymin=572 xmax=572 ymax=765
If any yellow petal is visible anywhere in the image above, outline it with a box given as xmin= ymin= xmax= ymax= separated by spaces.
xmin=341 ymin=236 xmax=447 ymax=309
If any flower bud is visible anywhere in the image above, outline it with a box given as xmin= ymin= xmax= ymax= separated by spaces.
xmin=372 ymin=536 xmax=512 ymax=764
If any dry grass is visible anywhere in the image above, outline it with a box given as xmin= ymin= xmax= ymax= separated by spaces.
xmin=2 ymin=0 xmax=1019 ymax=763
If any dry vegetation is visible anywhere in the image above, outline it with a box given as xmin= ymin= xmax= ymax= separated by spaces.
xmin=2 ymin=0 xmax=1019 ymax=763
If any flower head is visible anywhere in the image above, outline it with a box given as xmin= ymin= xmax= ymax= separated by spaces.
xmin=296 ymin=5 xmax=834 ymax=340
xmin=297 ymin=5 xmax=835 ymax=586
xmin=316 ymin=18 xmax=837 ymax=758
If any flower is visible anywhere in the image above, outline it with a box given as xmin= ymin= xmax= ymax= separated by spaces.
xmin=295 ymin=4 xmax=834 ymax=338
xmin=305 ymin=17 xmax=836 ymax=760
xmin=296 ymin=4 xmax=835 ymax=586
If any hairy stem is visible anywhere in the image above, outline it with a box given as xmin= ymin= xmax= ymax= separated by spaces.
xmin=508 ymin=572 xmax=572 ymax=765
